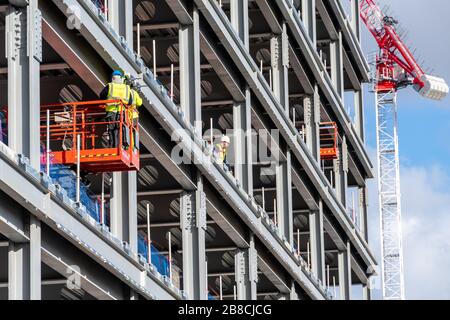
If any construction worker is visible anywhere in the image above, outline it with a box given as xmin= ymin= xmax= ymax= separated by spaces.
xmin=100 ymin=70 xmax=132 ymax=148
xmin=128 ymin=86 xmax=143 ymax=151
xmin=215 ymin=135 xmax=231 ymax=166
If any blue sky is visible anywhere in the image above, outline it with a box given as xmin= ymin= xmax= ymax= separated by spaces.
xmin=358 ymin=0 xmax=450 ymax=299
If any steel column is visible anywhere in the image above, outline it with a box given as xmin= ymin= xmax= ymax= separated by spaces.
xmin=338 ymin=242 xmax=351 ymax=300
xmin=354 ymin=90 xmax=365 ymax=140
xmin=107 ymin=0 xmax=134 ymax=47
xmin=181 ymin=174 xmax=207 ymax=300
xmin=330 ymin=31 xmax=344 ymax=98
xmin=110 ymin=172 xmax=138 ymax=252
xmin=363 ymin=283 xmax=371 ymax=300
xmin=107 ymin=0 xmax=138 ymax=254
xmin=230 ymin=0 xmax=252 ymax=195
xmin=301 ymin=0 xmax=316 ymax=47
xmin=334 ymin=136 xmax=348 ymax=207
xmin=234 ymin=234 xmax=258 ymax=300
xmin=6 ymin=1 xmax=42 ymax=170
xmin=359 ymin=186 xmax=369 ymax=241
xmin=276 ymin=151 xmax=293 ymax=244
xmin=271 ymin=23 xmax=290 ymax=113
xmin=8 ymin=216 xmax=41 ymax=300
xmin=350 ymin=0 xmax=361 ymax=40
xmin=309 ymin=200 xmax=325 ymax=282
xmin=8 ymin=242 xmax=30 ymax=300
xmin=303 ymin=86 xmax=320 ymax=162
xmin=230 ymin=0 xmax=249 ymax=48
xmin=179 ymin=7 xmax=202 ymax=135
xmin=29 ymin=216 xmax=41 ymax=299
xmin=289 ymin=281 xmax=299 ymax=300
xmin=233 ymin=90 xmax=253 ymax=195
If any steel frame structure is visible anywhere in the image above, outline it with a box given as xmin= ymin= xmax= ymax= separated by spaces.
xmin=0 ymin=0 xmax=378 ymax=300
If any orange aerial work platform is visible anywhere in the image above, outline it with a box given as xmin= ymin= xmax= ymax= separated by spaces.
xmin=319 ymin=122 xmax=338 ymax=160
xmin=40 ymin=100 xmax=140 ymax=173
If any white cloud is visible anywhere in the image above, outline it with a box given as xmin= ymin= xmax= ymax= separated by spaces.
xmin=367 ymin=161 xmax=450 ymax=299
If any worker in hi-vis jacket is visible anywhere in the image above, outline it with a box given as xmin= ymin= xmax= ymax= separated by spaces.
xmin=128 ymin=86 xmax=143 ymax=152
xmin=100 ymin=70 xmax=132 ymax=148
xmin=215 ymin=135 xmax=231 ymax=166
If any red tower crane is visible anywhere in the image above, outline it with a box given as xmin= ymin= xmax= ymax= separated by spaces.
xmin=359 ymin=0 xmax=449 ymax=300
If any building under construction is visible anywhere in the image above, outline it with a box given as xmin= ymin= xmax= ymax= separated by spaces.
xmin=0 ymin=0 xmax=377 ymax=300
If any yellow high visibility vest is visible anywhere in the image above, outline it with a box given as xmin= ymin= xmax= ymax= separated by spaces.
xmin=215 ymin=144 xmax=228 ymax=164
xmin=129 ymin=89 xmax=143 ymax=120
xmin=106 ymin=83 xmax=131 ymax=112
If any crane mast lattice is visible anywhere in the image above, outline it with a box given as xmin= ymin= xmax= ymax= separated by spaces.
xmin=359 ymin=0 xmax=449 ymax=300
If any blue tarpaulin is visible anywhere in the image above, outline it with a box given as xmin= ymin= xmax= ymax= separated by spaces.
xmin=138 ymin=235 xmax=170 ymax=277
xmin=43 ymin=160 xmax=100 ymax=222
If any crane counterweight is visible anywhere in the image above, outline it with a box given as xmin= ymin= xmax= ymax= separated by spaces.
xmin=416 ymin=74 xmax=449 ymax=101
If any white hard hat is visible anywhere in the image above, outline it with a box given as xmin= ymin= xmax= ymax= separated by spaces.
xmin=221 ymin=136 xmax=231 ymax=144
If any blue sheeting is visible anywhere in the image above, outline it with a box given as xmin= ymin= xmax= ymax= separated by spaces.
xmin=90 ymin=0 xmax=105 ymax=10
xmin=138 ymin=235 xmax=170 ymax=277
xmin=43 ymin=162 xmax=100 ymax=222
xmin=0 ymin=111 xmax=7 ymax=145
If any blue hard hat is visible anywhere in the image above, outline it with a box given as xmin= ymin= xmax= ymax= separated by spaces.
xmin=112 ymin=70 xmax=124 ymax=77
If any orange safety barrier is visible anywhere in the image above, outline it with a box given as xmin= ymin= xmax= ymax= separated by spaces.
xmin=319 ymin=122 xmax=338 ymax=160
xmin=40 ymin=100 xmax=140 ymax=173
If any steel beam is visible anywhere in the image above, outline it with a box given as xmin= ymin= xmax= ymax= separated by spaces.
xmin=41 ymin=225 xmax=125 ymax=300
xmin=257 ymin=248 xmax=290 ymax=294
xmin=204 ymin=185 xmax=248 ymax=248
xmin=254 ymin=0 xmax=282 ymax=35
xmin=316 ymin=0 xmax=338 ymax=41
xmin=40 ymin=0 xmax=109 ymax=94
xmin=289 ymin=45 xmax=314 ymax=95
xmin=291 ymin=167 xmax=319 ymax=211
xmin=6 ymin=1 xmax=41 ymax=170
